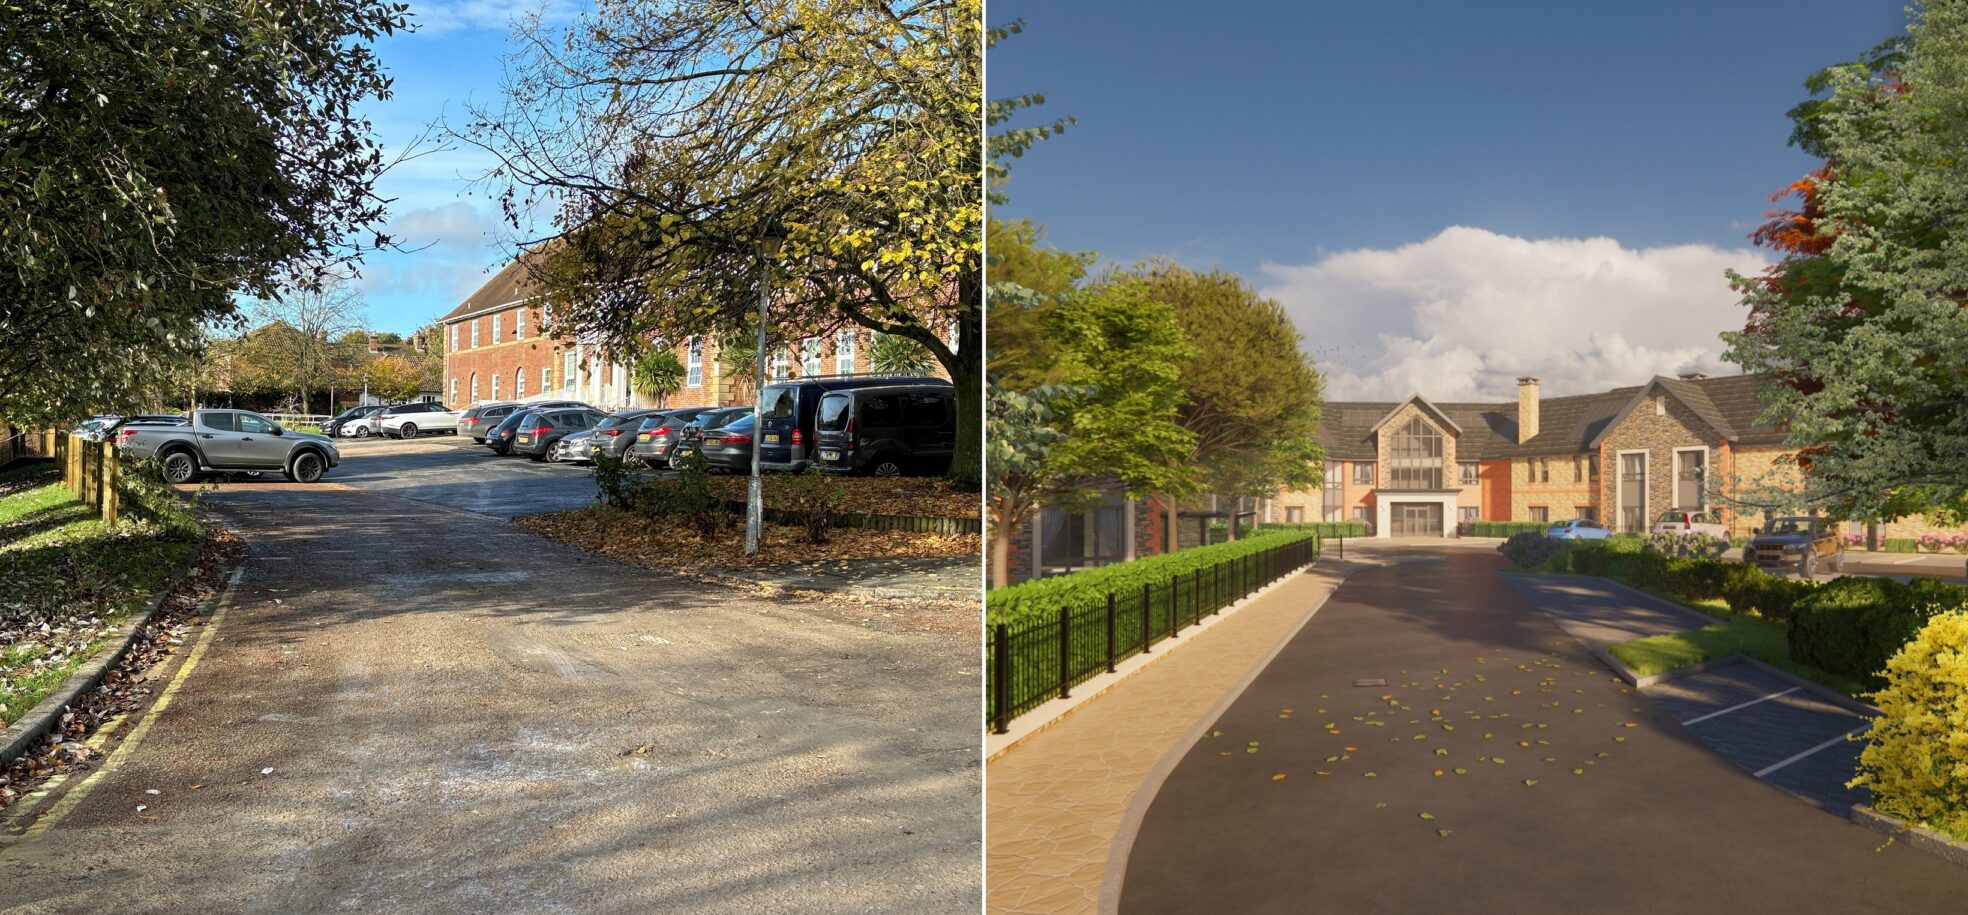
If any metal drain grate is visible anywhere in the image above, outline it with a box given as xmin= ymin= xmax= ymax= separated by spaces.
xmin=1353 ymin=677 xmax=1387 ymax=687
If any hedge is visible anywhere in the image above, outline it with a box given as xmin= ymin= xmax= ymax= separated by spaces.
xmin=986 ymin=530 xmax=1319 ymax=628
xmin=1790 ymin=577 xmax=1968 ymax=686
xmin=1256 ymin=520 xmax=1367 ymax=539
xmin=1469 ymin=520 xmax=1551 ymax=538
xmin=1883 ymin=538 xmax=1918 ymax=554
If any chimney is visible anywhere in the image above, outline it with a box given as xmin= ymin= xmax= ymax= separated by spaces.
xmin=1678 ymin=371 xmax=1707 ymax=381
xmin=1517 ymin=377 xmax=1540 ymax=444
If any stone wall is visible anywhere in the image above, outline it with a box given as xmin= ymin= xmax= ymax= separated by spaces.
xmin=1508 ymin=453 xmax=1598 ymax=523
xmin=1598 ymin=389 xmax=1725 ymax=532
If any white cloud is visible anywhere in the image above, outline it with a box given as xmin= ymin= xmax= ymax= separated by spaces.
xmin=405 ymin=0 xmax=579 ymax=36
xmin=1256 ymin=226 xmax=1769 ymax=402
xmin=356 ymin=200 xmax=510 ymax=305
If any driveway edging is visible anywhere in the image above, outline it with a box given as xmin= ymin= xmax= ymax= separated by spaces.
xmin=1852 ymin=806 xmax=1968 ymax=869
xmin=0 ymin=530 xmax=208 ymax=770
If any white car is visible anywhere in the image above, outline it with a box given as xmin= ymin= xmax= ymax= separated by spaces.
xmin=1651 ymin=510 xmax=1728 ymax=539
xmin=376 ymin=402 xmax=462 ymax=439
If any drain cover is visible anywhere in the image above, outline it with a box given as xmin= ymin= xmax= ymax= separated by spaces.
xmin=1353 ymin=677 xmax=1388 ymax=687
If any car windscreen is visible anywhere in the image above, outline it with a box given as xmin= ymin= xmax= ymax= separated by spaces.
xmin=1766 ymin=519 xmax=1812 ymax=534
xmin=816 ymin=393 xmax=852 ymax=431
xmin=758 ymin=386 xmax=796 ymax=420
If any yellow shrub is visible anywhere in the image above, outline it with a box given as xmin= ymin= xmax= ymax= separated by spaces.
xmin=1850 ymin=610 xmax=1968 ymax=838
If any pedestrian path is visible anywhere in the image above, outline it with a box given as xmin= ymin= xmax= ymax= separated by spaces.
xmin=985 ymin=561 xmax=1367 ymax=915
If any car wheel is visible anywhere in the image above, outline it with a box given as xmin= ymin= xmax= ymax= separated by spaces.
xmin=290 ymin=451 xmax=326 ymax=483
xmin=398 ymin=423 xmax=417 ymax=439
xmin=547 ymin=444 xmax=564 ymax=463
xmin=1803 ymin=551 xmax=1817 ymax=579
xmin=1832 ymin=546 xmax=1845 ymax=573
xmin=161 ymin=451 xmax=197 ymax=484
xmin=353 ymin=426 xmax=370 ymax=438
xmin=870 ymin=456 xmax=904 ymax=477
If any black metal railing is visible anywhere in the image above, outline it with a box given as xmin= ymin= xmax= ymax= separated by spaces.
xmin=987 ymin=537 xmax=1320 ymax=733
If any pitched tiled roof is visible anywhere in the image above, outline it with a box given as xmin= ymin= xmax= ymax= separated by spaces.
xmin=1317 ymin=373 xmax=1785 ymax=461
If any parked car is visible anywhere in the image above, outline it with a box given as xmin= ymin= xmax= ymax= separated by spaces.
xmin=90 ymin=414 xmax=188 ymax=442
xmin=1746 ymin=516 xmax=1844 ymax=576
xmin=552 ymin=430 xmax=595 ymax=464
xmin=484 ymin=408 xmax=543 ymax=455
xmin=336 ymin=405 xmax=389 ymax=438
xmin=576 ymin=409 xmax=661 ymax=463
xmin=460 ymin=401 xmax=519 ymax=443
xmin=378 ymin=402 xmax=463 ymax=439
xmin=670 ymin=407 xmax=753 ymax=469
xmin=321 ymin=406 xmax=377 ymax=438
xmin=510 ymin=407 xmax=610 ymax=462
xmin=628 ymin=407 xmax=720 ymax=467
xmin=755 ymin=376 xmax=947 ymax=472
xmin=1651 ymin=510 xmax=1728 ymax=540
xmin=811 ymin=384 xmax=956 ymax=476
xmin=72 ymin=415 xmax=118 ymax=440
xmin=1546 ymin=518 xmax=1612 ymax=541
xmin=119 ymin=409 xmax=340 ymax=483
xmin=693 ymin=413 xmax=758 ymax=473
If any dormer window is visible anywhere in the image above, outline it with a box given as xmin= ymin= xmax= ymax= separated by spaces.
xmin=1388 ymin=416 xmax=1444 ymax=488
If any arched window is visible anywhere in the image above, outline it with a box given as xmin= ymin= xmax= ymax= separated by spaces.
xmin=1387 ymin=416 xmax=1443 ymax=489
xmin=515 ymin=367 xmax=526 ymax=398
xmin=470 ymin=373 xmax=479 ymax=401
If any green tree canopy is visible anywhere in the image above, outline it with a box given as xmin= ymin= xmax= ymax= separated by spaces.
xmin=0 ymin=0 xmax=406 ymax=425
xmin=1722 ymin=1 xmax=1968 ymax=524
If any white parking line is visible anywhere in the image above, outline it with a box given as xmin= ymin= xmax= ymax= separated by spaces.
xmin=1893 ymin=557 xmax=1928 ymax=565
xmin=1753 ymin=726 xmax=1867 ymax=779
xmin=1680 ymin=686 xmax=1800 ymax=726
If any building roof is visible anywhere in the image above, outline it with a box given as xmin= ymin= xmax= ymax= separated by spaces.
xmin=1317 ymin=373 xmax=1786 ymax=461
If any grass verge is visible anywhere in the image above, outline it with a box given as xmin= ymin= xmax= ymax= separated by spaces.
xmin=1608 ymin=616 xmax=1870 ymax=699
xmin=0 ymin=464 xmax=198 ymax=729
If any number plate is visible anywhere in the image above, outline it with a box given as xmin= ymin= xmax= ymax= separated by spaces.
xmin=764 ymin=434 xmax=781 ymax=444
xmin=820 ymin=449 xmax=839 ymax=461
xmin=638 ymin=433 xmax=650 ymax=441
xmin=517 ymin=435 xmax=530 ymax=444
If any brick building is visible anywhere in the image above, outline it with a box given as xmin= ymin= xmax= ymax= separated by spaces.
xmin=440 ymin=256 xmax=941 ymax=413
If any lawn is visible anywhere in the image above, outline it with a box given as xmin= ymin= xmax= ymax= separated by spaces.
xmin=0 ymin=463 xmax=198 ymax=730
xmin=1608 ymin=615 xmax=1871 ymax=699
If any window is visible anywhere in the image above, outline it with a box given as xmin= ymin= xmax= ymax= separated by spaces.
xmin=1387 ymin=417 xmax=1443 ymax=489
xmin=1323 ymin=461 xmax=1345 ymax=521
xmin=491 ymin=373 xmax=500 ymax=400
xmin=492 ymin=313 xmax=500 ymax=343
xmin=1036 ymin=492 xmax=1127 ymax=576
xmin=449 ymin=378 xmax=457 ymax=403
xmin=770 ymin=349 xmax=788 ymax=382
xmin=803 ymin=337 xmax=822 ymax=375
xmin=1531 ymin=457 xmax=1549 ymax=483
xmin=1529 ymin=506 xmax=1550 ymax=523
xmin=1588 ymin=454 xmax=1599 ymax=482
xmin=1578 ymin=506 xmax=1599 ymax=522
xmin=470 ymin=373 xmax=479 ymax=400
xmin=541 ymin=366 xmax=551 ymax=393
xmin=450 ymin=325 xmax=458 ymax=352
xmin=1285 ymin=506 xmax=1304 ymax=523
xmin=515 ymin=368 xmax=526 ymax=398
xmin=1353 ymin=462 xmax=1375 ymax=486
xmin=564 ymin=351 xmax=578 ymax=391
xmin=861 ymin=393 xmax=900 ymax=426
xmin=836 ymin=330 xmax=856 ymax=375
xmin=516 ymin=307 xmax=526 ymax=340
xmin=1459 ymin=506 xmax=1480 ymax=523
xmin=471 ymin=320 xmax=479 ymax=348
xmin=903 ymin=391 xmax=948 ymax=425
xmin=1352 ymin=506 xmax=1371 ymax=523
xmin=686 ymin=338 xmax=703 ymax=387
xmin=1458 ymin=461 xmax=1480 ymax=486
xmin=239 ymin=414 xmax=275 ymax=434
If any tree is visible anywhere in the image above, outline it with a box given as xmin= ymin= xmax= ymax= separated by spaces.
xmin=1132 ymin=264 xmax=1324 ymax=546
xmin=632 ymin=349 xmax=687 ymax=407
xmin=458 ymin=0 xmax=982 ymax=487
xmin=984 ymin=280 xmax=1194 ymax=586
xmin=986 ymin=218 xmax=1094 ymax=390
xmin=871 ymin=332 xmax=937 ymax=374
xmin=1721 ymin=3 xmax=1968 ymax=524
xmin=0 ymin=0 xmax=407 ymax=426
xmin=248 ymin=277 xmax=368 ymax=415
xmin=363 ymin=354 xmax=424 ymax=403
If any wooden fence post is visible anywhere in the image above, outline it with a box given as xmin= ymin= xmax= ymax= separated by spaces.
xmin=101 ymin=441 xmax=118 ymax=528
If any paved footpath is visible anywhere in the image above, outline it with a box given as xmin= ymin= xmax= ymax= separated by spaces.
xmin=0 ymin=481 xmax=979 ymax=914
xmin=1119 ymin=551 xmax=1968 ymax=914
xmin=985 ymin=559 xmax=1374 ymax=915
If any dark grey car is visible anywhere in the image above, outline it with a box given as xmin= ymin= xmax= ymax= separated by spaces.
xmin=628 ymin=407 xmax=719 ymax=466
xmin=1745 ymin=516 xmax=1844 ymax=576
xmin=586 ymin=408 xmax=666 ymax=463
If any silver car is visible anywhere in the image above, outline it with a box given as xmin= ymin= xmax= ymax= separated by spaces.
xmin=551 ymin=430 xmax=595 ymax=464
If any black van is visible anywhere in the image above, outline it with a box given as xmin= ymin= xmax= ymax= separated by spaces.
xmin=811 ymin=384 xmax=957 ymax=476
xmin=757 ymin=375 xmax=946 ymax=471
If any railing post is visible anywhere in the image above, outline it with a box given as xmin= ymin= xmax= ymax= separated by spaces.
xmin=1057 ymin=607 xmax=1072 ymax=700
xmin=1141 ymin=583 xmax=1152 ymax=653
xmin=992 ymin=624 xmax=1010 ymax=734
xmin=1171 ymin=575 xmax=1182 ymax=635
xmin=1105 ymin=592 xmax=1117 ymax=673
xmin=1192 ymin=568 xmax=1201 ymax=625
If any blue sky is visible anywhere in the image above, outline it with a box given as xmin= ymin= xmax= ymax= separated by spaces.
xmin=348 ymin=1 xmax=580 ymax=335
xmin=989 ymin=0 xmax=1911 ymax=399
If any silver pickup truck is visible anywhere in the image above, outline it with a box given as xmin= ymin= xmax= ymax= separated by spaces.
xmin=120 ymin=409 xmax=341 ymax=483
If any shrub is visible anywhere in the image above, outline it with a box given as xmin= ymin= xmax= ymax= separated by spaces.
xmin=779 ymin=468 xmax=845 ymax=544
xmin=1884 ymin=538 xmax=1917 ymax=554
xmin=987 ymin=530 xmax=1317 ymax=628
xmin=1258 ymin=520 xmax=1367 ymax=538
xmin=1661 ymin=558 xmax=1730 ymax=601
xmin=1789 ymin=577 xmax=1968 ymax=684
xmin=117 ymin=454 xmax=201 ymax=540
xmin=1642 ymin=531 xmax=1728 ymax=560
xmin=1849 ymin=610 xmax=1968 ymax=839
xmin=1498 ymin=531 xmax=1563 ymax=569
xmin=1918 ymin=533 xmax=1946 ymax=552
xmin=592 ymin=451 xmax=637 ymax=509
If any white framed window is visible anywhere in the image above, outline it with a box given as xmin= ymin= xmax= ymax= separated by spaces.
xmin=450 ymin=325 xmax=458 ymax=352
xmin=802 ymin=337 xmax=822 ymax=375
xmin=515 ymin=307 xmax=526 ymax=340
xmin=491 ymin=313 xmax=500 ymax=343
xmin=541 ymin=365 xmax=550 ymax=393
xmin=770 ymin=349 xmax=788 ymax=382
xmin=449 ymin=377 xmax=457 ymax=403
xmin=1285 ymin=506 xmax=1303 ymax=523
xmin=470 ymin=373 xmax=479 ymax=400
xmin=491 ymin=373 xmax=500 ymax=399
xmin=948 ymin=320 xmax=959 ymax=352
xmin=515 ymin=368 xmax=526 ymax=398
xmin=836 ymin=330 xmax=856 ymax=375
xmin=564 ymin=351 xmax=577 ymax=391
xmin=686 ymin=337 xmax=703 ymax=387
xmin=1459 ymin=461 xmax=1480 ymax=486
xmin=470 ymin=320 xmax=479 ymax=348
xmin=1459 ymin=506 xmax=1480 ymax=523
